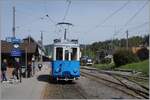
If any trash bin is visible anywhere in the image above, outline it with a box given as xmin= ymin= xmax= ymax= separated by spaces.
xmin=38 ymin=64 xmax=42 ymax=71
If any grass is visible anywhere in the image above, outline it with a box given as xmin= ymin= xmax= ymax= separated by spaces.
xmin=120 ymin=60 xmax=149 ymax=77
xmin=93 ymin=63 xmax=115 ymax=70
xmin=93 ymin=60 xmax=149 ymax=87
xmin=93 ymin=59 xmax=149 ymax=76
xmin=93 ymin=60 xmax=149 ymax=76
xmin=129 ymin=76 xmax=149 ymax=88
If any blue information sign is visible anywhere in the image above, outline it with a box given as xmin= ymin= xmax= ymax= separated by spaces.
xmin=6 ymin=37 xmax=21 ymax=44
xmin=12 ymin=38 xmax=21 ymax=44
xmin=11 ymin=49 xmax=22 ymax=57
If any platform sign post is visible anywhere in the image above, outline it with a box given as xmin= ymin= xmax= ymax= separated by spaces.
xmin=9 ymin=37 xmax=22 ymax=82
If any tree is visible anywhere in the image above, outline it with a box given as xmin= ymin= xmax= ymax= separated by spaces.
xmin=136 ymin=47 xmax=149 ymax=61
xmin=143 ymin=35 xmax=149 ymax=46
xmin=113 ymin=49 xmax=139 ymax=67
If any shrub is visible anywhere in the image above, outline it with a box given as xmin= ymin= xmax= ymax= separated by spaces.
xmin=101 ymin=58 xmax=111 ymax=64
xmin=136 ymin=47 xmax=149 ymax=61
xmin=113 ymin=49 xmax=139 ymax=67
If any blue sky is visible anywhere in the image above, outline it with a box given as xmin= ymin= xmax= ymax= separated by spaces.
xmin=1 ymin=0 xmax=149 ymax=45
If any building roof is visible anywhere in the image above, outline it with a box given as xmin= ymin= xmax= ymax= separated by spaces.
xmin=20 ymin=43 xmax=37 ymax=53
xmin=1 ymin=38 xmax=38 ymax=54
xmin=1 ymin=40 xmax=13 ymax=53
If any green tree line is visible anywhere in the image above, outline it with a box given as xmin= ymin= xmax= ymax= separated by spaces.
xmin=81 ymin=34 xmax=149 ymax=58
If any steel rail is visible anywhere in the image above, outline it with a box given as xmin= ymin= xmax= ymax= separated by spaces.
xmin=81 ymin=70 xmax=149 ymax=99
xmin=81 ymin=71 xmax=142 ymax=99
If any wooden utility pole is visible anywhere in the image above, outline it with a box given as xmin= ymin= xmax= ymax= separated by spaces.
xmin=25 ymin=47 xmax=28 ymax=78
xmin=111 ymin=25 xmax=117 ymax=54
xmin=85 ymin=44 xmax=86 ymax=56
xmin=64 ymin=28 xmax=67 ymax=40
xmin=126 ymin=30 xmax=129 ymax=50
xmin=12 ymin=6 xmax=16 ymax=37
xmin=40 ymin=31 xmax=43 ymax=62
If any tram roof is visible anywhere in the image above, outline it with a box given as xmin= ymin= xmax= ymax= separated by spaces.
xmin=53 ymin=39 xmax=79 ymax=47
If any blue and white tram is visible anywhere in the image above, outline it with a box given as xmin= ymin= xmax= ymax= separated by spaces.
xmin=51 ymin=39 xmax=80 ymax=81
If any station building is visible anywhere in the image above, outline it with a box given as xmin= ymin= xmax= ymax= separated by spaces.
xmin=1 ymin=36 xmax=49 ymax=77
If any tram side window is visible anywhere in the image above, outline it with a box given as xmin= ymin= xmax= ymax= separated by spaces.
xmin=71 ymin=48 xmax=77 ymax=60
xmin=65 ymin=50 xmax=69 ymax=60
xmin=56 ymin=47 xmax=63 ymax=60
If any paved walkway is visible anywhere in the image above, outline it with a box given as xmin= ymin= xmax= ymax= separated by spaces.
xmin=1 ymin=64 xmax=50 ymax=99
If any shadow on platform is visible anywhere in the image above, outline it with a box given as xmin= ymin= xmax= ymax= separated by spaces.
xmin=37 ymin=74 xmax=76 ymax=85
xmin=37 ymin=74 xmax=50 ymax=83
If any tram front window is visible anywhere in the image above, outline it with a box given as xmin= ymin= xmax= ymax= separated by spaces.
xmin=65 ymin=50 xmax=69 ymax=60
xmin=56 ymin=47 xmax=63 ymax=60
xmin=71 ymin=48 xmax=77 ymax=60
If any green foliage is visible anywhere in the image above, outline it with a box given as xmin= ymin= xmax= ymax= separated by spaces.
xmin=113 ymin=49 xmax=139 ymax=67
xmin=128 ymin=36 xmax=143 ymax=47
xmin=143 ymin=35 xmax=149 ymax=46
xmin=82 ymin=48 xmax=95 ymax=58
xmin=136 ymin=47 xmax=149 ymax=61
xmin=81 ymin=35 xmax=148 ymax=64
xmin=94 ymin=63 xmax=115 ymax=70
xmin=120 ymin=60 xmax=149 ymax=77
xmin=101 ymin=58 xmax=111 ymax=64
xmin=83 ymin=35 xmax=147 ymax=52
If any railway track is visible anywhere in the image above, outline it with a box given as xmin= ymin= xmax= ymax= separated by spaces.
xmin=42 ymin=80 xmax=87 ymax=99
xmin=81 ymin=67 xmax=149 ymax=99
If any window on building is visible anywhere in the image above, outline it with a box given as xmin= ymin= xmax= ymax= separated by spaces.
xmin=56 ymin=47 xmax=63 ymax=60
xmin=65 ymin=50 xmax=69 ymax=60
xmin=71 ymin=48 xmax=77 ymax=60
